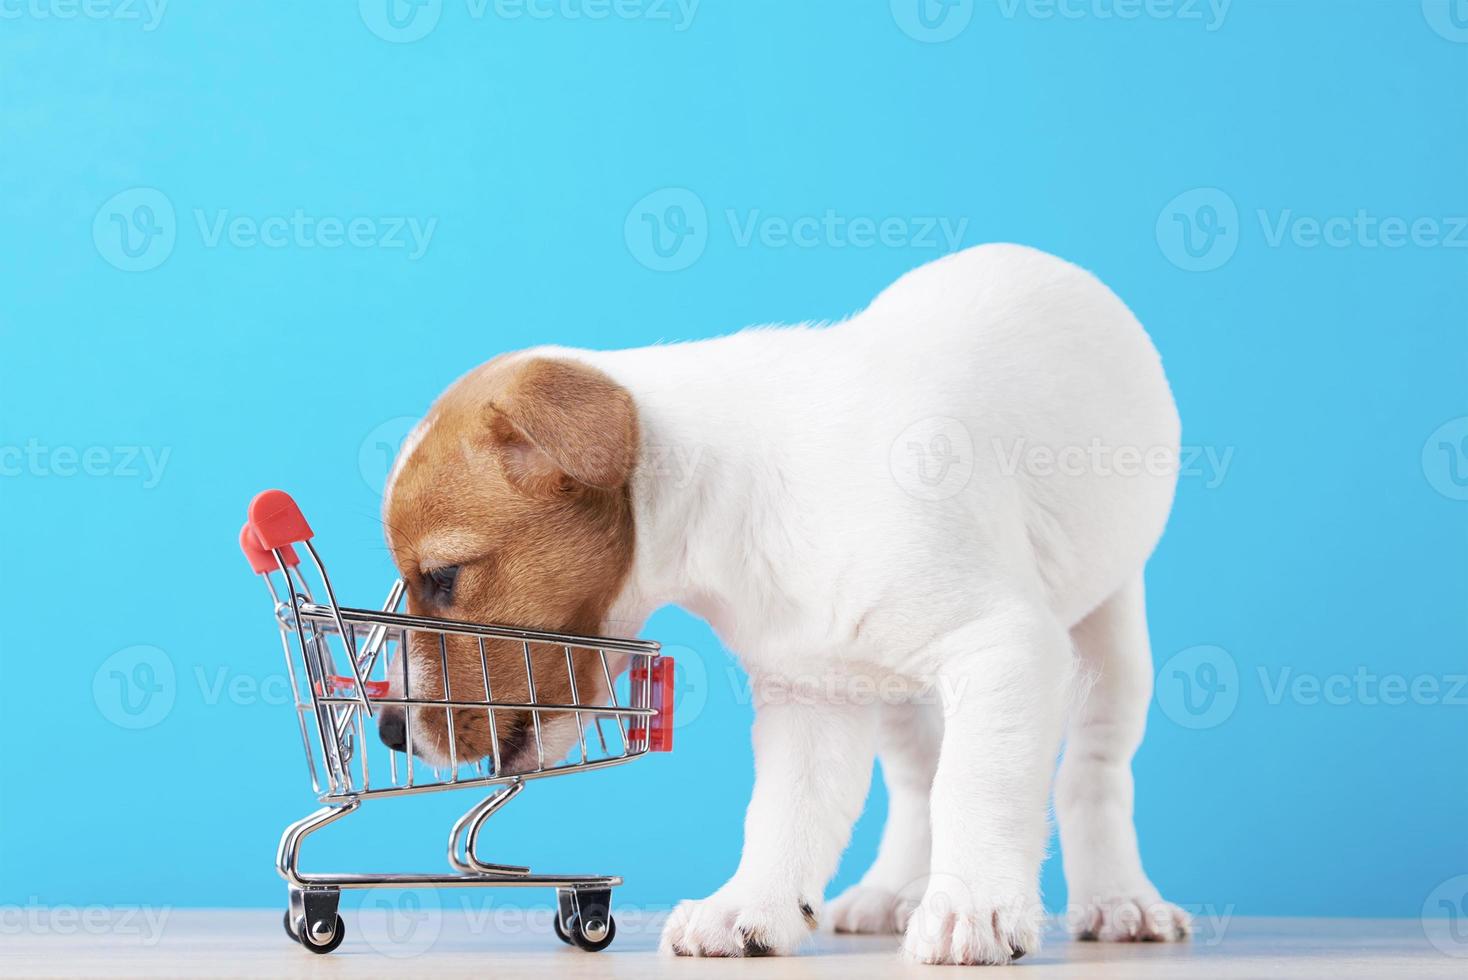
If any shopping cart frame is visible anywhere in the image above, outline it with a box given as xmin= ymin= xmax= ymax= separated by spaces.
xmin=240 ymin=490 xmax=673 ymax=955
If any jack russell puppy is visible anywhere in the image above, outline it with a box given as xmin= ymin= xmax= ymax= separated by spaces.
xmin=379 ymin=243 xmax=1190 ymax=965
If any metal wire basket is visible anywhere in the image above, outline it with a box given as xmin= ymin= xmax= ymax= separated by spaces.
xmin=240 ymin=489 xmax=674 ymax=955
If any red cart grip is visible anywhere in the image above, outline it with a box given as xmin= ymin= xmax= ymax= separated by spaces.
xmin=239 ymin=522 xmax=300 ymax=575
xmin=629 ymin=657 xmax=675 ymax=752
xmin=315 ymin=676 xmax=391 ymax=698
xmin=249 ymin=489 xmax=314 ymax=550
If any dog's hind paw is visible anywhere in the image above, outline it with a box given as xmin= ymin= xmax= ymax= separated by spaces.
xmin=1068 ymin=894 xmax=1191 ymax=942
xmin=827 ymin=884 xmax=920 ymax=935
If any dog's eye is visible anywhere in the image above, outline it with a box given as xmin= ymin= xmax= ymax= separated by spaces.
xmin=424 ymin=565 xmax=460 ymax=605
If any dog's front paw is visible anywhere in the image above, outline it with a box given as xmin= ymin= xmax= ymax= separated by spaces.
xmin=660 ymin=890 xmax=817 ymax=957
xmin=901 ymin=889 xmax=1041 ymax=966
xmin=828 ymin=883 xmax=921 ymax=935
xmin=1068 ymin=893 xmax=1191 ymax=942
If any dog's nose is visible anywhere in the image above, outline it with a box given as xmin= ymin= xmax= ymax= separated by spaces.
xmin=377 ymin=709 xmax=407 ymax=752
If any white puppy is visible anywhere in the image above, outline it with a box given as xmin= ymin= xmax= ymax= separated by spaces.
xmin=382 ymin=243 xmax=1190 ymax=965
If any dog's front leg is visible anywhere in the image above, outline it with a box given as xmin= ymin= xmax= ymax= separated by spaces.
xmin=902 ymin=613 xmax=1071 ymax=966
xmin=661 ymin=683 xmax=879 ymax=957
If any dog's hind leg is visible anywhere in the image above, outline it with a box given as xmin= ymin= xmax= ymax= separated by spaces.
xmin=827 ymin=698 xmax=943 ymax=935
xmin=1055 ymin=573 xmax=1191 ymax=942
xmin=899 ymin=607 xmax=1072 ymax=965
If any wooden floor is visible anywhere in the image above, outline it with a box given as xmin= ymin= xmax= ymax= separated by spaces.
xmin=0 ymin=911 xmax=1461 ymax=978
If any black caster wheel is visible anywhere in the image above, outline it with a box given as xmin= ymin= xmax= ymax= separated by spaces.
xmin=283 ymin=910 xmax=300 ymax=944
xmin=553 ymin=913 xmax=575 ymax=946
xmin=295 ymin=914 xmax=346 ymax=954
xmin=564 ymin=913 xmax=616 ymax=952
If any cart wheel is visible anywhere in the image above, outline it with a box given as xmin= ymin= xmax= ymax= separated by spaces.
xmin=552 ymin=913 xmax=575 ymax=946
xmin=282 ymin=910 xmax=300 ymax=944
xmin=564 ymin=913 xmax=616 ymax=952
xmin=295 ymin=914 xmax=346 ymax=955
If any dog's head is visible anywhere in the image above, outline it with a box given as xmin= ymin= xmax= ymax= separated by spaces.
xmin=377 ymin=354 xmax=639 ymax=772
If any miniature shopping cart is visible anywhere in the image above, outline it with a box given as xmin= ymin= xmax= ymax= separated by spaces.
xmin=239 ymin=490 xmax=674 ymax=955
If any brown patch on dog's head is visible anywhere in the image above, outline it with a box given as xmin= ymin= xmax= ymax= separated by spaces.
xmin=379 ymin=355 xmax=639 ymax=771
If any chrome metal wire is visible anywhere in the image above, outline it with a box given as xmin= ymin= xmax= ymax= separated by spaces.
xmin=247 ymin=501 xmax=661 ymax=936
xmin=256 ymin=567 xmax=659 ymax=802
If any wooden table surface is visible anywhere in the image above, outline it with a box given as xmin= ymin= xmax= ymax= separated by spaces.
xmin=0 ymin=911 xmax=1461 ymax=978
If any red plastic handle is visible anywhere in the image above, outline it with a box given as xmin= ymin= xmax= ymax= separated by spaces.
xmin=630 ymin=657 xmax=675 ymax=752
xmin=239 ymin=522 xmax=299 ymax=575
xmin=249 ymin=489 xmax=314 ymax=550
xmin=315 ymin=676 xmax=390 ymax=698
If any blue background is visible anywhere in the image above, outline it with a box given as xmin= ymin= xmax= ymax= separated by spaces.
xmin=1 ymin=0 xmax=1464 ymax=922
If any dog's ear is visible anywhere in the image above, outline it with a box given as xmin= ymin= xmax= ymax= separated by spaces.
xmin=487 ymin=358 xmax=639 ymax=497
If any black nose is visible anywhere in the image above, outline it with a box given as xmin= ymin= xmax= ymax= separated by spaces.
xmin=493 ymin=725 xmax=534 ymax=773
xmin=378 ymin=710 xmax=407 ymax=752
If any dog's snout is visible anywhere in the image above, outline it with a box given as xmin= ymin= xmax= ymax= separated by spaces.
xmin=493 ymin=723 xmax=532 ymax=772
xmin=377 ymin=709 xmax=407 ymax=752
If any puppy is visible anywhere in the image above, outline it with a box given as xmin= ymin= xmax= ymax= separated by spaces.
xmin=380 ymin=243 xmax=1190 ymax=965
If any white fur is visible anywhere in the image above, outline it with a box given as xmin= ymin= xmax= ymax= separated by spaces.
xmin=536 ymin=244 xmax=1188 ymax=964
xmin=382 ymin=417 xmax=431 ymax=526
